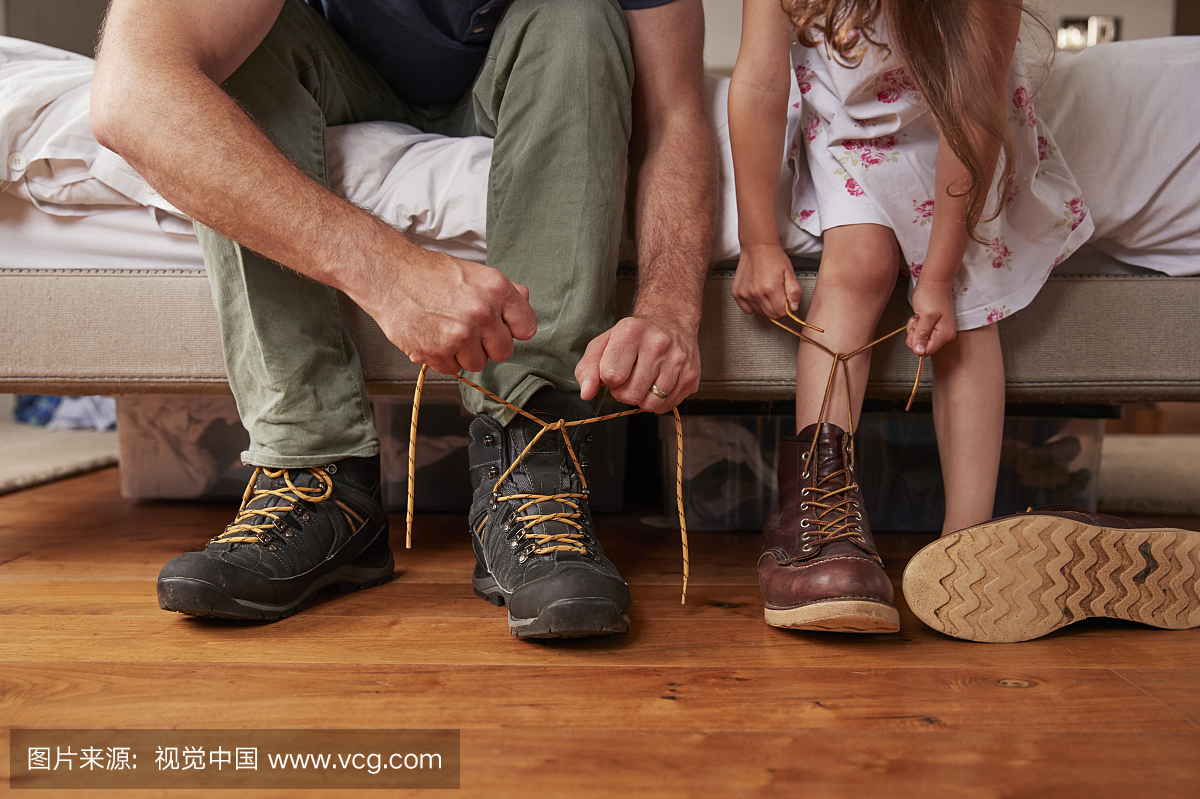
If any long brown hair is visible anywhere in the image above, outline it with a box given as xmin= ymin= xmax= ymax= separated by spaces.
xmin=786 ymin=0 xmax=1026 ymax=243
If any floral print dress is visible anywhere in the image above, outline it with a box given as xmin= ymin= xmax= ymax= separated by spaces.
xmin=789 ymin=34 xmax=1094 ymax=329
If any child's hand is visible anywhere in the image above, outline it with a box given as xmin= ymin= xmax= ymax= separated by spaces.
xmin=907 ymin=278 xmax=957 ymax=356
xmin=732 ymin=243 xmax=802 ymax=319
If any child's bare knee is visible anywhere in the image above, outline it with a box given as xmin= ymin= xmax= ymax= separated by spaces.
xmin=818 ymin=225 xmax=901 ymax=297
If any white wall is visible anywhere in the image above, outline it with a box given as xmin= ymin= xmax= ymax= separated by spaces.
xmin=701 ymin=0 xmax=1177 ymax=72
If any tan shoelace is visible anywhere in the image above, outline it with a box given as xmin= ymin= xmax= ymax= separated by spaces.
xmin=212 ymin=466 xmax=363 ymax=546
xmin=408 ymin=366 xmax=690 ymax=603
xmin=770 ymin=309 xmax=923 ymax=548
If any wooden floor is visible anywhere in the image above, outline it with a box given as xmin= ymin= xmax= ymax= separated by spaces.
xmin=1 ymin=467 xmax=1198 ymax=797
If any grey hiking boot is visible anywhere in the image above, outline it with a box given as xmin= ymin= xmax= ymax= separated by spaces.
xmin=156 ymin=455 xmax=392 ymax=621
xmin=468 ymin=389 xmax=631 ymax=638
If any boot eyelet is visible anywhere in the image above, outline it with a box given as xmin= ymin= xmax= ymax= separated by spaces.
xmin=487 ymin=466 xmax=499 ymax=479
xmin=800 ymin=519 xmax=810 ymax=528
xmin=854 ymin=512 xmax=863 ymax=520
xmin=484 ymin=435 xmax=496 ymax=447
xmin=325 ymin=463 xmax=338 ymax=474
xmin=518 ymin=553 xmax=528 ymax=563
xmin=801 ymin=453 xmax=808 ymax=460
xmin=801 ymin=471 xmax=810 ymax=480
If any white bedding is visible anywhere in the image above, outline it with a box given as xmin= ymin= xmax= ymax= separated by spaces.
xmin=0 ymin=35 xmax=817 ymax=265
xmin=0 ymin=191 xmax=204 ymax=272
xmin=2 ymin=35 xmax=1198 ymax=274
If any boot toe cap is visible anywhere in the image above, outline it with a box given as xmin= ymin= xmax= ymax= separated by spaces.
xmin=759 ymin=553 xmax=894 ymax=609
xmin=508 ymin=565 xmax=632 ymax=621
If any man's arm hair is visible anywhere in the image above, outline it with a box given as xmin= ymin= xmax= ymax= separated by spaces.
xmin=626 ymin=0 xmax=718 ymax=335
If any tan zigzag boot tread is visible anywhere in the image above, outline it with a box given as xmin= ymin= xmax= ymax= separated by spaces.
xmin=902 ymin=515 xmax=1200 ymax=643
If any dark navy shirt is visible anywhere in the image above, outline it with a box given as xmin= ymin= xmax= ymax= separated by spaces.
xmin=307 ymin=0 xmax=675 ymax=107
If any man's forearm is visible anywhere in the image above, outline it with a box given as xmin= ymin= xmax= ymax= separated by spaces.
xmin=91 ymin=50 xmax=420 ymax=308
xmin=630 ymin=113 xmax=718 ymax=334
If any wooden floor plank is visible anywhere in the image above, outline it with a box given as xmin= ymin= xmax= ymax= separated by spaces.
xmin=1114 ymin=669 xmax=1200 ymax=729
xmin=470 ymin=729 xmax=1200 ymax=798
xmin=0 ymin=614 xmax=1196 ymax=669
xmin=0 ymin=581 xmax=770 ymax=619
xmin=0 ymin=663 xmax=1193 ymax=733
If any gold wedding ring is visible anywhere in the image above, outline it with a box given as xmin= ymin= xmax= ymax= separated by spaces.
xmin=650 ymin=384 xmax=669 ymax=400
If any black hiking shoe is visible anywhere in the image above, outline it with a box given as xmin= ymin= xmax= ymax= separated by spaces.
xmin=469 ymin=389 xmax=631 ymax=638
xmin=156 ymin=455 xmax=392 ymax=621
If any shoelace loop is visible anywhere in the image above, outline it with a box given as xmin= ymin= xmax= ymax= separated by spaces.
xmin=213 ymin=466 xmax=340 ymax=546
xmin=409 ymin=367 xmax=690 ymax=603
xmin=795 ymin=470 xmax=865 ymax=556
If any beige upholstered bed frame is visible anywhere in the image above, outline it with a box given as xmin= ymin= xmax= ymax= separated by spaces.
xmin=3 ymin=253 xmax=1197 ymax=407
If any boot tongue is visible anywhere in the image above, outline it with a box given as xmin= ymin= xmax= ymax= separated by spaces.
xmin=519 ymin=388 xmax=592 ymax=463
xmin=506 ymin=390 xmax=591 ymax=542
xmin=796 ymin=422 xmax=851 ymax=486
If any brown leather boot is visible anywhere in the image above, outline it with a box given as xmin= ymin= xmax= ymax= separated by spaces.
xmin=758 ymin=422 xmax=900 ymax=633
xmin=903 ymin=506 xmax=1200 ymax=642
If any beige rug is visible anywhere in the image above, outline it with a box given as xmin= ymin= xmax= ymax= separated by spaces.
xmin=1098 ymin=434 xmax=1200 ymax=516
xmin=0 ymin=395 xmax=119 ymax=495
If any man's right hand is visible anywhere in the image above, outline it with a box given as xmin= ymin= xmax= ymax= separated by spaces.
xmin=360 ymin=249 xmax=537 ymax=375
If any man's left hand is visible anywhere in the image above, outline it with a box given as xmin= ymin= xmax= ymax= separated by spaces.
xmin=575 ymin=314 xmax=700 ymax=413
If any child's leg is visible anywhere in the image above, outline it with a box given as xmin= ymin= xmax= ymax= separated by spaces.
xmin=931 ymin=322 xmax=1005 ymax=535
xmin=759 ymin=223 xmax=903 ymax=634
xmin=797 ymin=224 xmax=901 ymax=431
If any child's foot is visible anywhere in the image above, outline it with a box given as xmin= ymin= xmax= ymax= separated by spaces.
xmin=903 ymin=507 xmax=1200 ymax=642
xmin=758 ymin=423 xmax=900 ymax=633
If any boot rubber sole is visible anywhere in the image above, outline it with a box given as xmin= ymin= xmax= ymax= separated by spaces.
xmin=473 ymin=572 xmax=629 ymax=639
xmin=902 ymin=516 xmax=1200 ymax=643
xmin=764 ymin=599 xmax=900 ymax=633
xmin=157 ymin=551 xmax=394 ymax=622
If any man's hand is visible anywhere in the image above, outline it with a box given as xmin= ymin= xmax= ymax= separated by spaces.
xmin=357 ymin=248 xmax=537 ymax=376
xmin=906 ymin=277 xmax=958 ymax=356
xmin=575 ymin=312 xmax=700 ymax=413
xmin=732 ymin=242 xmax=802 ymax=319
